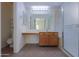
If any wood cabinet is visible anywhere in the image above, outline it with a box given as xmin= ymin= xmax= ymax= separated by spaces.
xmin=39 ymin=32 xmax=59 ymax=46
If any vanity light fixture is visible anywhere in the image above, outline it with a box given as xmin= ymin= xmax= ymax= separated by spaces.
xmin=31 ymin=6 xmax=50 ymax=10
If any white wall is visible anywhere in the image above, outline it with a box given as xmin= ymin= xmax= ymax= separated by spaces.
xmin=63 ymin=3 xmax=79 ymax=57
xmin=23 ymin=7 xmax=60 ymax=32
xmin=13 ymin=2 xmax=26 ymax=53
xmin=54 ymin=7 xmax=63 ymax=48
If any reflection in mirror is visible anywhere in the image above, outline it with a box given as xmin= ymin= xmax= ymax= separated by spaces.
xmin=30 ymin=14 xmax=52 ymax=31
xmin=35 ymin=18 xmax=45 ymax=30
xmin=30 ymin=15 xmax=46 ymax=30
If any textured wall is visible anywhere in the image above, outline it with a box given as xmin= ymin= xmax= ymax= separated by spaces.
xmin=13 ymin=3 xmax=26 ymax=53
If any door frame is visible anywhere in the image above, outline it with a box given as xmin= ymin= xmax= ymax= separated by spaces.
xmin=0 ymin=2 xmax=1 ymax=56
xmin=13 ymin=2 xmax=17 ymax=53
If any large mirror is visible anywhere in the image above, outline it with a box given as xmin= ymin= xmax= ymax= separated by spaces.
xmin=30 ymin=14 xmax=51 ymax=31
xmin=23 ymin=6 xmax=53 ymax=31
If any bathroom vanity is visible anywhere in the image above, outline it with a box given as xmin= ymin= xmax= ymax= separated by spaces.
xmin=22 ymin=32 xmax=59 ymax=46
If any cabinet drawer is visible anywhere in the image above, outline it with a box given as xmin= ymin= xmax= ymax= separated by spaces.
xmin=39 ymin=32 xmax=47 ymax=35
xmin=48 ymin=32 xmax=58 ymax=36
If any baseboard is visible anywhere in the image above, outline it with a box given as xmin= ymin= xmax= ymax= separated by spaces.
xmin=59 ymin=47 xmax=73 ymax=57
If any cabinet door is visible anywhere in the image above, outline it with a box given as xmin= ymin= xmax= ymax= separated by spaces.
xmin=39 ymin=32 xmax=48 ymax=46
xmin=49 ymin=38 xmax=58 ymax=46
xmin=39 ymin=37 xmax=48 ymax=46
